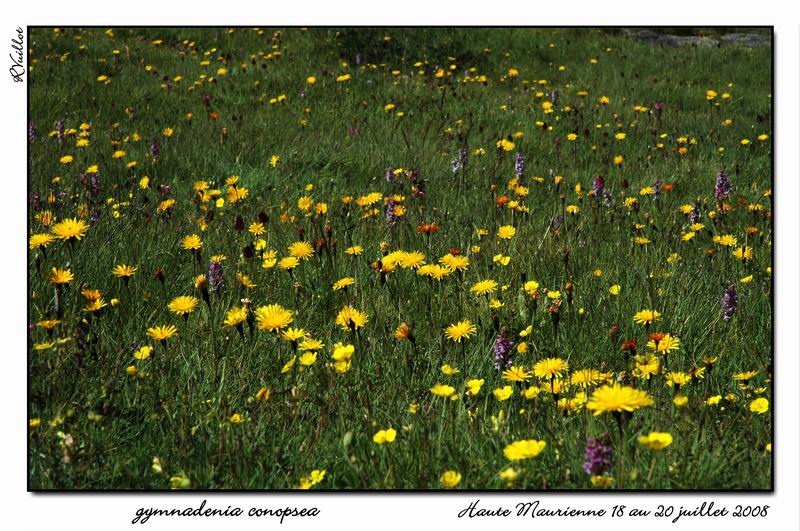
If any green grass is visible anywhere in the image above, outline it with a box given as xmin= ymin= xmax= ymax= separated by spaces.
xmin=27 ymin=27 xmax=772 ymax=490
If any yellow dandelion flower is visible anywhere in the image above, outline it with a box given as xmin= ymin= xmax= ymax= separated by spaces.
xmin=586 ymin=384 xmax=653 ymax=415
xmin=503 ymin=439 xmax=546 ymax=461
xmin=444 ymin=320 xmax=476 ymax=342
xmin=254 ymin=304 xmax=293 ymax=332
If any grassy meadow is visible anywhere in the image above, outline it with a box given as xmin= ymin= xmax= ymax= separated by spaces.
xmin=27 ymin=28 xmax=772 ymax=490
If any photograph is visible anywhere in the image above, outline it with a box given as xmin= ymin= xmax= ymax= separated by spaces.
xmin=26 ymin=26 xmax=773 ymax=491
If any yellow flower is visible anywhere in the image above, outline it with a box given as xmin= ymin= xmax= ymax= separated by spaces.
xmin=223 ymin=307 xmax=247 ymax=327
xmin=134 ymin=345 xmax=153 ymax=360
xmin=632 ymin=354 xmax=660 ymax=380
xmin=713 ymin=234 xmax=737 ymax=247
xmin=732 ymin=246 xmax=753 ymax=261
xmin=733 ymin=370 xmax=759 ymax=381
xmin=281 ymin=356 xmax=297 ymax=374
xmin=444 ymin=320 xmax=476 ymax=342
xmin=499 ymin=467 xmax=519 ymax=482
xmin=36 ymin=319 xmax=61 ymax=331
xmin=335 ymin=305 xmax=368 ymax=332
xmin=344 ymin=245 xmax=364 ymax=256
xmin=608 ymin=285 xmax=621 ymax=296
xmin=633 ymin=309 xmax=661 ymax=325
xmin=496 ymin=139 xmax=515 ymax=151
xmin=112 ymin=264 xmax=137 ymax=279
xmin=82 ymin=288 xmax=101 ymax=301
xmin=646 ymin=334 xmax=680 ymax=354
xmin=465 ymin=379 xmax=484 ymax=396
xmin=493 ymin=386 xmax=513 ymax=401
xmin=51 ymin=218 xmax=89 ymax=242
xmin=503 ymin=439 xmax=546 ymax=461
xmin=299 ymin=338 xmax=323 ymax=352
xmin=397 ymin=251 xmax=425 ymax=269
xmin=248 ymin=222 xmax=266 ymax=236
xmin=157 ymin=199 xmax=176 ymax=214
xmin=439 ymin=470 xmax=462 ymax=489
xmin=570 ymin=369 xmax=602 ymax=388
xmin=493 ymin=254 xmax=511 ymax=266
xmin=470 ymin=279 xmax=498 ymax=295
xmin=586 ymin=384 xmax=654 ymax=416
xmin=502 ymin=366 xmax=532 ymax=382
xmin=328 ymin=343 xmax=354 ymax=373
xmin=332 ymin=277 xmax=355 ymax=291
xmin=591 ymin=475 xmax=614 ymax=488
xmin=533 ymin=357 xmax=569 ymax=378
xmin=330 ymin=342 xmax=354 ymax=363
xmin=523 ymin=281 xmax=540 ymax=299
xmin=29 ymin=233 xmax=56 ymax=249
xmin=255 ymin=387 xmax=271 ymax=401
xmin=638 ymin=432 xmax=673 ymax=450
xmin=705 ymin=395 xmax=722 ymax=406
xmin=497 ymin=225 xmax=516 ymax=239
xmin=34 ymin=341 xmax=55 ymax=351
xmin=439 ymin=253 xmax=469 ymax=271
xmin=673 ymin=395 xmax=689 ymax=407
xmin=168 ymin=295 xmax=199 ymax=316
xmin=181 ymin=234 xmax=203 ymax=251
xmin=288 ymin=241 xmax=314 ymax=260
xmin=441 ymin=364 xmax=460 ymax=376
xmin=49 ymin=267 xmax=74 ymax=285
xmin=749 ymin=397 xmax=769 ymax=414
xmin=665 ymin=371 xmax=692 ymax=388
xmin=281 ymin=327 xmax=306 ymax=343
xmin=147 ymin=324 xmax=178 ymax=342
xmin=308 ymin=470 xmax=326 ymax=485
xmin=430 ymin=383 xmax=455 ymax=397
xmin=84 ymin=297 xmax=108 ymax=312
xmin=169 ymin=474 xmax=191 ymax=489
xmin=298 ymin=352 xmax=317 ymax=366
xmin=372 ymin=428 xmax=397 ymax=445
xmin=254 ymin=304 xmax=293 ymax=332
xmin=297 ymin=196 xmax=314 ymax=212
xmin=279 ymin=256 xmax=300 ymax=270
xmin=419 ymin=263 xmax=452 ymax=280
xmin=394 ymin=322 xmax=413 ymax=342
